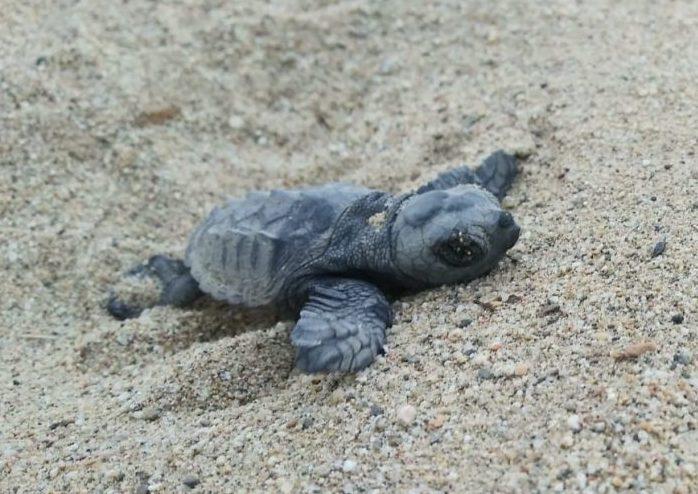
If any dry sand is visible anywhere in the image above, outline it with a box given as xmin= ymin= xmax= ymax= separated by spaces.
xmin=1 ymin=0 xmax=696 ymax=492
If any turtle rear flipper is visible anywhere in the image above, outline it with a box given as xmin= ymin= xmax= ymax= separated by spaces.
xmin=107 ymin=255 xmax=202 ymax=320
xmin=292 ymin=278 xmax=392 ymax=373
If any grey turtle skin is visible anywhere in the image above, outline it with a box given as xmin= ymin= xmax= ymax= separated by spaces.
xmin=108 ymin=150 xmax=521 ymax=373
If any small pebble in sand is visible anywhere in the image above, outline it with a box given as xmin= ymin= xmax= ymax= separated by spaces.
xmin=427 ymin=414 xmax=446 ymax=431
xmin=373 ymin=418 xmax=387 ymax=432
xmin=329 ymin=389 xmax=345 ymax=405
xmin=182 ymin=475 xmax=200 ymax=488
xmin=591 ymin=421 xmax=606 ymax=433
xmin=138 ymin=407 xmax=160 ymax=421
xmin=613 ymin=341 xmax=657 ymax=361
xmin=396 ymin=404 xmax=417 ymax=426
xmin=134 ymin=106 xmax=181 ymax=127
xmin=471 ymin=353 xmax=488 ymax=366
xmin=49 ymin=418 xmax=75 ymax=430
xmin=538 ymin=301 xmax=561 ymax=317
xmin=673 ymin=351 xmax=692 ymax=366
xmin=387 ymin=434 xmax=402 ymax=447
xmin=671 ymin=313 xmax=684 ymax=324
xmin=228 ymin=115 xmax=245 ymax=130
xmin=514 ymin=362 xmax=529 ymax=376
xmin=104 ymin=469 xmax=124 ymax=482
xmin=560 ymin=434 xmax=574 ymax=449
xmin=342 ymin=459 xmax=357 ymax=473
xmin=477 ymin=368 xmax=495 ymax=380
xmin=650 ymin=239 xmax=666 ymax=258
xmin=457 ymin=318 xmax=473 ymax=328
xmin=368 ymin=211 xmax=387 ymax=229
xmin=505 ymin=293 xmax=522 ymax=304
xmin=567 ymin=415 xmax=582 ymax=433
xmin=277 ymin=478 xmax=294 ymax=494
xmin=512 ymin=139 xmax=536 ymax=158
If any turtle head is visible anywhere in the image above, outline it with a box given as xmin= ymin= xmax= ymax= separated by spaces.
xmin=392 ymin=185 xmax=520 ymax=286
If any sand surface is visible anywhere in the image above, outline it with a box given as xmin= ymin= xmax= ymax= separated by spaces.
xmin=1 ymin=1 xmax=696 ymax=492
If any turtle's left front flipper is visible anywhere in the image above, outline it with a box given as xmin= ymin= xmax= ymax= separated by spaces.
xmin=291 ymin=278 xmax=392 ymax=373
xmin=417 ymin=150 xmax=518 ymax=200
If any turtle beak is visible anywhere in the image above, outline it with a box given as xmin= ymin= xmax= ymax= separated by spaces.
xmin=497 ymin=211 xmax=520 ymax=250
xmin=507 ymin=223 xmax=521 ymax=249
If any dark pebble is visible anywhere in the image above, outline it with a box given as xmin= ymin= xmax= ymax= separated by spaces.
xmin=182 ymin=476 xmax=200 ymax=488
xmin=49 ymin=418 xmax=74 ymax=430
xmin=430 ymin=433 xmax=442 ymax=445
xmin=557 ymin=468 xmax=573 ymax=480
xmin=458 ymin=318 xmax=472 ymax=328
xmin=387 ymin=434 xmax=402 ymax=446
xmin=671 ymin=314 xmax=684 ymax=324
xmin=135 ymin=483 xmax=149 ymax=494
xmin=369 ymin=405 xmax=384 ymax=417
xmin=538 ymin=302 xmax=561 ymax=317
xmin=477 ymin=368 xmax=495 ymax=380
xmin=650 ymin=240 xmax=666 ymax=258
xmin=673 ymin=351 xmax=692 ymax=366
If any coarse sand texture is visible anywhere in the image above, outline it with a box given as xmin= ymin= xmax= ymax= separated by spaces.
xmin=1 ymin=1 xmax=696 ymax=492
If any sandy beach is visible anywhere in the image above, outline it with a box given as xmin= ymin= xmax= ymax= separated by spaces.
xmin=1 ymin=0 xmax=696 ymax=492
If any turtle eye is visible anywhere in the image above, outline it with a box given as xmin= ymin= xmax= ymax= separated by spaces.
xmin=433 ymin=230 xmax=483 ymax=267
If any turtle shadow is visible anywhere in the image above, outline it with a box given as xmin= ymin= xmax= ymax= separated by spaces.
xmin=135 ymin=315 xmax=297 ymax=411
xmin=76 ymin=296 xmax=296 ymax=376
xmin=184 ymin=297 xmax=285 ymax=343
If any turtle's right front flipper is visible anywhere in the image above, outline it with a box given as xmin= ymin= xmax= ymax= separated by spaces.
xmin=107 ymin=255 xmax=202 ymax=320
xmin=292 ymin=278 xmax=392 ymax=373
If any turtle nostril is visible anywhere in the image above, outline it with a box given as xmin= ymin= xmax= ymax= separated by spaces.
xmin=498 ymin=211 xmax=514 ymax=228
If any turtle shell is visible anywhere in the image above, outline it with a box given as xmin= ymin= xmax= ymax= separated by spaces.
xmin=185 ymin=183 xmax=371 ymax=306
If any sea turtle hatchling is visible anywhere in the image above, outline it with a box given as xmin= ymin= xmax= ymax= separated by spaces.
xmin=108 ymin=150 xmax=521 ymax=373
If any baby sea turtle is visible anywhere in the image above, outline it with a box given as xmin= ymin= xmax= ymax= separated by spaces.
xmin=108 ymin=151 xmax=521 ymax=373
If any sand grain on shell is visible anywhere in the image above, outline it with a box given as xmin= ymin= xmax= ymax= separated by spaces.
xmin=1 ymin=0 xmax=696 ymax=493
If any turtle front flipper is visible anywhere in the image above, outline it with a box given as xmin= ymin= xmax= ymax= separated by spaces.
xmin=107 ymin=255 xmax=202 ymax=320
xmin=473 ymin=150 xmax=518 ymax=200
xmin=291 ymin=278 xmax=392 ymax=373
xmin=417 ymin=150 xmax=518 ymax=200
